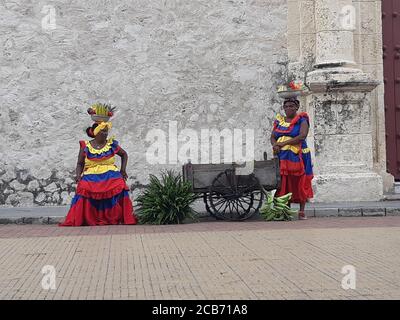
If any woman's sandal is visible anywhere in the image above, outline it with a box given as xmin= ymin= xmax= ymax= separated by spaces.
xmin=298 ymin=211 xmax=308 ymax=220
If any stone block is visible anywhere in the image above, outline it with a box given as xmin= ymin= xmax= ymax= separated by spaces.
xmin=315 ymin=208 xmax=338 ymax=217
xmin=287 ymin=0 xmax=300 ymax=36
xmin=27 ymin=180 xmax=40 ymax=191
xmin=23 ymin=217 xmax=49 ymax=224
xmin=0 ymin=218 xmax=14 ymax=224
xmin=315 ymin=30 xmax=355 ymax=65
xmin=386 ymin=208 xmax=400 ymax=216
xmin=315 ymin=0 xmax=348 ymax=31
xmin=287 ymin=34 xmax=301 ymax=62
xmin=44 ymin=183 xmax=59 ymax=193
xmin=359 ymin=1 xmax=377 ymax=34
xmin=300 ymin=0 xmax=315 ymax=34
xmin=10 ymin=180 xmax=26 ymax=191
xmin=338 ymin=208 xmax=362 ymax=217
xmin=304 ymin=208 xmax=315 ymax=218
xmin=361 ymin=208 xmax=385 ymax=217
xmin=313 ymin=100 xmax=370 ymax=135
xmin=313 ymin=173 xmax=383 ymax=202
xmin=314 ymin=134 xmax=373 ymax=173
xmin=360 ymin=34 xmax=379 ymax=65
xmin=48 ymin=217 xmax=63 ymax=224
xmin=14 ymin=218 xmax=25 ymax=224
xmin=300 ymin=33 xmax=316 ymax=60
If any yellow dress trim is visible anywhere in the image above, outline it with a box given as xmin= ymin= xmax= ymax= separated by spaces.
xmin=277 ymin=136 xmax=300 ymax=154
xmin=83 ymin=165 xmax=120 ymax=175
xmin=84 ymin=156 xmax=115 ymax=168
xmin=276 ymin=114 xmax=290 ymax=128
xmin=86 ymin=137 xmax=116 ymax=154
xmin=302 ymin=148 xmax=311 ymax=154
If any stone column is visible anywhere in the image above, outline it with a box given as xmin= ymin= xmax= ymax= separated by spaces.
xmin=314 ymin=0 xmax=356 ymax=68
xmin=306 ymin=0 xmax=384 ymax=202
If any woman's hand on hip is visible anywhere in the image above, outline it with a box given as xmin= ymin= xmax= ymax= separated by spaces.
xmin=120 ymin=170 xmax=128 ymax=181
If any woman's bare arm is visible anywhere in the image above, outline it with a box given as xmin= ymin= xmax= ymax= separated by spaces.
xmin=270 ymin=130 xmax=277 ymax=146
xmin=270 ymin=129 xmax=281 ymax=155
xmin=116 ymin=147 xmax=128 ymax=180
xmin=75 ymin=148 xmax=85 ymax=182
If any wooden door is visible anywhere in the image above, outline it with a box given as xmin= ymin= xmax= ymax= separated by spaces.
xmin=383 ymin=0 xmax=400 ymax=180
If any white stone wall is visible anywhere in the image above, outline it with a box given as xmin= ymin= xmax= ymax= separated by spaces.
xmin=0 ymin=0 xmax=289 ymax=206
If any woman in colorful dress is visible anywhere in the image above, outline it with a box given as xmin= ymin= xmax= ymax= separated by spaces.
xmin=60 ymin=110 xmax=137 ymax=226
xmin=270 ymin=98 xmax=313 ymax=220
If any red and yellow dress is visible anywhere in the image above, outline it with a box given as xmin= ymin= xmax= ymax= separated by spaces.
xmin=60 ymin=138 xmax=137 ymax=226
xmin=273 ymin=112 xmax=314 ymax=203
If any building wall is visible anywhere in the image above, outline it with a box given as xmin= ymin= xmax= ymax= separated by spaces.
xmin=287 ymin=0 xmax=393 ymax=201
xmin=353 ymin=0 xmax=394 ymax=192
xmin=0 ymin=0 xmax=289 ymax=206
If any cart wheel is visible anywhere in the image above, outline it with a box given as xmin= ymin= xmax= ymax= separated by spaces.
xmin=208 ymin=169 xmax=261 ymax=221
xmin=251 ymin=189 xmax=264 ymax=214
xmin=203 ymin=193 xmax=214 ymax=216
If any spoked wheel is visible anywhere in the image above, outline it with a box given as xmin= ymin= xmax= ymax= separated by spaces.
xmin=203 ymin=192 xmax=224 ymax=220
xmin=203 ymin=193 xmax=213 ymax=216
xmin=208 ymin=169 xmax=262 ymax=221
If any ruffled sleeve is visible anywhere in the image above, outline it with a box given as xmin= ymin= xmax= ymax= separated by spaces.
xmin=110 ymin=139 xmax=121 ymax=154
xmin=298 ymin=112 xmax=310 ymax=126
xmin=79 ymin=140 xmax=86 ymax=150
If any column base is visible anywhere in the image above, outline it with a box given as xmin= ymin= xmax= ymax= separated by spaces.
xmin=307 ymin=67 xmax=379 ymax=93
xmin=312 ymin=173 xmax=383 ymax=202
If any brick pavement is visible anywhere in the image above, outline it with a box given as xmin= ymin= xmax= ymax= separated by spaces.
xmin=0 ymin=217 xmax=399 ymax=300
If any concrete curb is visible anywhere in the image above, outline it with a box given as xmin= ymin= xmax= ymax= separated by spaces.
xmin=0 ymin=205 xmax=400 ymax=225
xmin=0 ymin=217 xmax=64 ymax=225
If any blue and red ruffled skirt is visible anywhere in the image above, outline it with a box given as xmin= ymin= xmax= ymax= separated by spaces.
xmin=276 ymin=149 xmax=314 ymax=203
xmin=59 ymin=171 xmax=137 ymax=226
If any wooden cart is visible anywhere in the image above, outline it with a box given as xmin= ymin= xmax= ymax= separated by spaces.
xmin=182 ymin=153 xmax=280 ymax=221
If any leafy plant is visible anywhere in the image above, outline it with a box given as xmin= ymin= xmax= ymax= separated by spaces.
xmin=136 ymin=170 xmax=197 ymax=225
xmin=259 ymin=189 xmax=297 ymax=221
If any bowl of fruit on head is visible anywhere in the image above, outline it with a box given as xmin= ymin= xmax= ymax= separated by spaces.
xmin=277 ymin=81 xmax=308 ymax=99
xmin=87 ymin=103 xmax=116 ymax=123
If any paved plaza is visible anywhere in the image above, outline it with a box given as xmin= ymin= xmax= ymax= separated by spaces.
xmin=0 ymin=217 xmax=399 ymax=300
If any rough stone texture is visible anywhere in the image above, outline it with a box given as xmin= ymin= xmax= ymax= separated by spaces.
xmin=386 ymin=208 xmax=400 ymax=216
xmin=22 ymin=217 xmax=49 ymax=224
xmin=314 ymin=173 xmax=383 ymax=202
xmin=0 ymin=166 xmax=16 ymax=182
xmin=338 ymin=208 xmax=362 ymax=217
xmin=47 ymin=217 xmax=64 ymax=224
xmin=44 ymin=182 xmax=58 ymax=193
xmin=9 ymin=180 xmax=26 ymax=191
xmin=0 ymin=0 xmax=288 ymax=206
xmin=27 ymin=180 xmax=40 ymax=191
xmin=35 ymin=192 xmax=46 ymax=204
xmin=362 ymin=208 xmax=385 ymax=217
xmin=5 ymin=192 xmax=34 ymax=206
xmin=306 ymin=75 xmax=384 ymax=202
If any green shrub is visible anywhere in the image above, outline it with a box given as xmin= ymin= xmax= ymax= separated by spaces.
xmin=136 ymin=170 xmax=197 ymax=225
